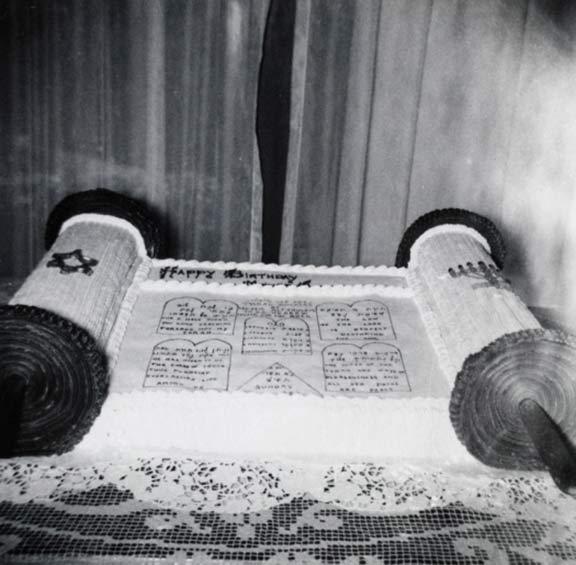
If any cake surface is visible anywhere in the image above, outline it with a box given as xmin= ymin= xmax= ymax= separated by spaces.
xmin=73 ymin=257 xmax=477 ymax=465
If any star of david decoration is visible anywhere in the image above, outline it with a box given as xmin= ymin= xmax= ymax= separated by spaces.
xmin=46 ymin=249 xmax=99 ymax=276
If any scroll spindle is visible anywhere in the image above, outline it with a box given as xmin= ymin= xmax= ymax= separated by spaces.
xmin=0 ymin=375 xmax=27 ymax=458
xmin=519 ymin=398 xmax=576 ymax=497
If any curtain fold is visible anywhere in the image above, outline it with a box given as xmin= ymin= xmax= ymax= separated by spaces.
xmin=0 ymin=0 xmax=269 ymax=279
xmin=281 ymin=0 xmax=528 ymax=269
xmin=280 ymin=0 xmax=436 ymax=267
xmin=280 ymin=0 xmax=576 ymax=314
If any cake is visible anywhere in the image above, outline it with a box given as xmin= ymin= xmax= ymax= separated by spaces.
xmin=4 ymin=189 xmax=576 ymax=482
xmin=75 ymin=257 xmax=470 ymax=464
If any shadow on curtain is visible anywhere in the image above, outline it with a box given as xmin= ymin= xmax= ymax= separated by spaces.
xmin=0 ymin=0 xmax=269 ymax=278
xmin=280 ymin=0 xmax=576 ymax=315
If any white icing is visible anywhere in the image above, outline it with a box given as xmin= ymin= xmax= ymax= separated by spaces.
xmin=407 ymin=266 xmax=459 ymax=380
xmin=407 ymin=227 xmax=541 ymax=385
xmin=61 ymin=213 xmax=148 ymax=258
xmin=13 ymin=218 xmax=145 ymax=346
xmin=72 ymin=247 xmax=489 ymax=467
xmin=75 ymin=391 xmax=476 ymax=465
xmin=409 ymin=224 xmax=491 ymax=268
xmin=77 ymin=268 xmax=471 ymax=466
xmin=140 ymin=278 xmax=412 ymax=298
xmin=153 ymin=257 xmax=407 ymax=277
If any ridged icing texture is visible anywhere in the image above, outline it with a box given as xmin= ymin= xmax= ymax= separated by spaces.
xmin=408 ymin=227 xmax=541 ymax=385
xmin=61 ymin=214 xmax=148 ymax=259
xmin=12 ymin=217 xmax=144 ymax=347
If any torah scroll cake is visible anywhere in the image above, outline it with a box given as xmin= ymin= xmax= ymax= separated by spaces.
xmin=4 ymin=190 xmax=576 ymax=474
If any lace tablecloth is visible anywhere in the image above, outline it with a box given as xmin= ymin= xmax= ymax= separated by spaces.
xmin=1 ymin=456 xmax=576 ymax=564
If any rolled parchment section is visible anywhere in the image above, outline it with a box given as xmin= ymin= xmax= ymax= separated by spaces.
xmin=395 ymin=208 xmax=506 ymax=270
xmin=13 ymin=190 xmax=158 ymax=345
xmin=45 ymin=188 xmax=162 ymax=258
xmin=401 ymin=209 xmax=576 ymax=474
xmin=0 ymin=304 xmax=108 ymax=455
xmin=450 ymin=329 xmax=576 ymax=470
xmin=1 ymin=189 xmax=160 ymax=456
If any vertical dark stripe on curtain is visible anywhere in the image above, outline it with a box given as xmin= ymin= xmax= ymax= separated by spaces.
xmin=280 ymin=0 xmax=434 ymax=268
xmin=257 ymin=0 xmax=296 ymax=264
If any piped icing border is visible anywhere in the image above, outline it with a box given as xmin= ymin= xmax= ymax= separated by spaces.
xmin=149 ymin=260 xmax=408 ymax=292
xmin=152 ymin=258 xmax=406 ymax=286
xmin=61 ymin=213 xmax=148 ymax=259
xmin=104 ymin=388 xmax=452 ymax=408
xmin=153 ymin=258 xmax=407 ymax=277
xmin=106 ymin=257 xmax=152 ymax=371
xmin=140 ymin=278 xmax=413 ymax=298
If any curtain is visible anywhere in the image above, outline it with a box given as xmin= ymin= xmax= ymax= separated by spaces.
xmin=4 ymin=0 xmax=576 ymax=315
xmin=0 ymin=0 xmax=269 ymax=279
xmin=281 ymin=0 xmax=576 ymax=315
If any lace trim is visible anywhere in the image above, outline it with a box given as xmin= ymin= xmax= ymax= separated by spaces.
xmin=1 ymin=457 xmax=574 ymax=517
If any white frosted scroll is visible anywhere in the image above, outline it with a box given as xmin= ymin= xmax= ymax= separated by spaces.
xmin=158 ymin=297 xmax=238 ymax=336
xmin=316 ymin=301 xmax=395 ymax=341
xmin=409 ymin=227 xmax=541 ymax=383
xmin=242 ymin=317 xmax=312 ymax=355
xmin=322 ymin=343 xmax=410 ymax=394
xmin=12 ymin=216 xmax=147 ymax=346
xmin=145 ymin=338 xmax=231 ymax=390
